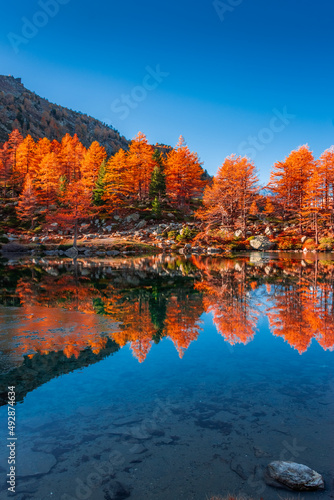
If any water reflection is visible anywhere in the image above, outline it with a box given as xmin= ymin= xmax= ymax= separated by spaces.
xmin=1 ymin=255 xmax=334 ymax=358
xmin=1 ymin=253 xmax=334 ymax=404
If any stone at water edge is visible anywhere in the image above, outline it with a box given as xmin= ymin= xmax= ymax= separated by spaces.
xmin=249 ymin=235 xmax=274 ymax=250
xmin=65 ymin=247 xmax=79 ymax=259
xmin=265 ymin=461 xmax=325 ymax=491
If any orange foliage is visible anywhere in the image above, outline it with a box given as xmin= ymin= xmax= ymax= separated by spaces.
xmin=165 ymin=136 xmax=205 ymax=207
xmin=198 ymin=155 xmax=258 ymax=235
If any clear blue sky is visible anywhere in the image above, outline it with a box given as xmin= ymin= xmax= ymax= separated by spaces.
xmin=1 ymin=0 xmax=333 ymax=183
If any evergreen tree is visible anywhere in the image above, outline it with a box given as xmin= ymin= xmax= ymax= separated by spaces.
xmin=152 ymin=197 xmax=162 ymax=218
xmin=93 ymin=159 xmax=107 ymax=206
xmin=149 ymin=165 xmax=166 ymax=200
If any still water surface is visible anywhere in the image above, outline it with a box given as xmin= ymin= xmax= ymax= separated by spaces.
xmin=0 ymin=253 xmax=333 ymax=499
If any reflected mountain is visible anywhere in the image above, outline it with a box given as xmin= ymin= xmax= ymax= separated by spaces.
xmin=0 ymin=253 xmax=334 ymax=405
xmin=0 ymin=337 xmax=120 ymax=406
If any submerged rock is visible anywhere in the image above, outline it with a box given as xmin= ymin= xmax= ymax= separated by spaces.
xmin=265 ymin=461 xmax=325 ymax=491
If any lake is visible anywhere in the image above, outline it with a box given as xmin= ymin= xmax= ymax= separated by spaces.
xmin=0 ymin=252 xmax=333 ymax=500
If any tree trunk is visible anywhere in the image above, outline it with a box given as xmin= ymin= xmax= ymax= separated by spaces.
xmin=73 ymin=219 xmax=78 ymax=249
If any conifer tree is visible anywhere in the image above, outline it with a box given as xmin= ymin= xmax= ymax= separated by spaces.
xmin=93 ymin=160 xmax=107 ymax=206
xmin=16 ymin=174 xmax=38 ymax=228
xmin=149 ymin=165 xmax=166 ymax=200
xmin=152 ymin=197 xmax=162 ymax=218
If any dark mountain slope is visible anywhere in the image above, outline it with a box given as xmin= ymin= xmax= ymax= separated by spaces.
xmin=0 ymin=75 xmax=129 ymax=155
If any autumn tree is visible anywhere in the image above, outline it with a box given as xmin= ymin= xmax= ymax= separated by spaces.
xmin=81 ymin=141 xmax=107 ymax=194
xmin=59 ymin=134 xmax=86 ymax=182
xmin=165 ymin=136 xmax=205 ymax=207
xmin=0 ymin=143 xmax=13 ymax=197
xmin=302 ymin=164 xmax=325 ymax=244
xmin=35 ymin=152 xmax=60 ymax=210
xmin=198 ymin=155 xmax=258 ymax=236
xmin=103 ymin=149 xmax=131 ymax=210
xmin=52 ymin=178 xmax=95 ymax=249
xmin=16 ymin=174 xmax=38 ymax=228
xmin=127 ymin=132 xmax=155 ymax=201
xmin=7 ymin=129 xmax=23 ymax=176
xmin=269 ymin=145 xmax=315 ymax=231
xmin=34 ymin=137 xmax=52 ymax=176
xmin=318 ymin=147 xmax=334 ymax=228
xmin=264 ymin=196 xmax=275 ymax=216
xmin=14 ymin=135 xmax=37 ymax=188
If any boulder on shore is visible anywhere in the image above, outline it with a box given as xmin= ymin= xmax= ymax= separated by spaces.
xmin=249 ymin=235 xmax=274 ymax=251
xmin=265 ymin=461 xmax=325 ymax=491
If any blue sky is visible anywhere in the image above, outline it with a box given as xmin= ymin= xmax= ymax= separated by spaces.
xmin=1 ymin=0 xmax=334 ymax=183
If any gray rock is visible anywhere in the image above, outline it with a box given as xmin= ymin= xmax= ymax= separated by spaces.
xmin=65 ymin=247 xmax=79 ymax=259
xmin=107 ymin=250 xmax=120 ymax=256
xmin=126 ymin=213 xmax=140 ymax=222
xmin=31 ymin=237 xmax=39 ymax=242
xmin=167 ymin=213 xmax=174 ymax=218
xmin=207 ymin=247 xmax=222 ymax=254
xmin=265 ymin=461 xmax=325 ymax=491
xmin=234 ymin=229 xmax=243 ymax=238
xmin=136 ymin=220 xmax=147 ymax=229
xmin=265 ymin=226 xmax=273 ymax=236
xmin=249 ymin=235 xmax=274 ymax=251
xmin=301 ymin=236 xmax=307 ymax=243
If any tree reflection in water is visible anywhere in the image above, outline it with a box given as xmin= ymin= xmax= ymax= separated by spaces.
xmin=0 ymin=254 xmax=334 ymax=365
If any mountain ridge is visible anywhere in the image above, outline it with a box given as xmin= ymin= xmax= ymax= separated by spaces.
xmin=0 ymin=74 xmax=129 ymax=155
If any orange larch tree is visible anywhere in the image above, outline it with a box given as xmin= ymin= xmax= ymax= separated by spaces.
xmin=302 ymin=163 xmax=325 ymax=244
xmin=127 ymin=132 xmax=155 ymax=201
xmin=16 ymin=174 xmax=38 ymax=228
xmin=103 ymin=149 xmax=131 ymax=210
xmin=7 ymin=129 xmax=23 ymax=175
xmin=269 ymin=145 xmax=315 ymax=231
xmin=165 ymin=136 xmax=205 ymax=208
xmin=80 ymin=141 xmax=107 ymax=194
xmin=14 ymin=135 xmax=37 ymax=187
xmin=0 ymin=143 xmax=13 ymax=197
xmin=198 ymin=155 xmax=258 ymax=236
xmin=51 ymin=178 xmax=95 ymax=249
xmin=318 ymin=147 xmax=334 ymax=228
xmin=35 ymin=152 xmax=60 ymax=210
xmin=59 ymin=134 xmax=86 ymax=182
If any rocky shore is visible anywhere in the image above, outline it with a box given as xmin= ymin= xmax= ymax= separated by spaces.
xmin=1 ymin=212 xmax=334 ymax=258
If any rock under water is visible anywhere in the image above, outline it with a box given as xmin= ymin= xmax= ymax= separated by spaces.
xmin=265 ymin=460 xmax=325 ymax=491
